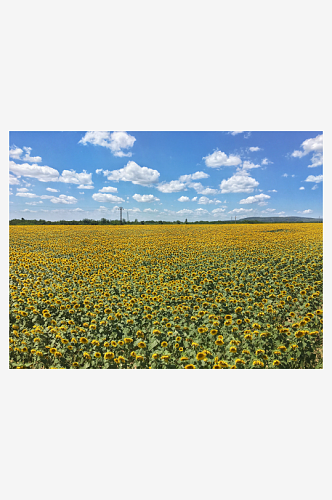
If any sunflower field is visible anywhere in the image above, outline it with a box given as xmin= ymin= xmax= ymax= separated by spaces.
xmin=9 ymin=223 xmax=323 ymax=369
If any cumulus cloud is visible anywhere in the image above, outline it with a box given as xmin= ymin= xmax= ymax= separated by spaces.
xmin=96 ymin=169 xmax=103 ymax=174
xmin=265 ymin=208 xmax=276 ymax=212
xmin=305 ymin=175 xmax=323 ymax=183
xmin=191 ymin=197 xmax=197 ymax=201
xmin=92 ymin=193 xmax=125 ymax=203
xmin=132 ymin=194 xmax=160 ymax=203
xmin=58 ymin=169 xmax=93 ymax=186
xmin=179 ymin=171 xmax=209 ymax=182
xmin=282 ymin=173 xmax=288 ymax=177
xmin=178 ymin=196 xmax=190 ymax=202
xmin=77 ymin=185 xmax=94 ymax=190
xmin=228 ymin=208 xmax=253 ymax=214
xmin=16 ymin=192 xmax=39 ymax=198
xmin=50 ymin=195 xmax=78 ymax=204
xmin=46 ymin=187 xmax=59 ymax=192
xmin=9 ymin=160 xmax=59 ymax=182
xmin=105 ymin=161 xmax=160 ymax=186
xmin=98 ymin=186 xmax=118 ymax=193
xmin=193 ymin=208 xmax=209 ymax=215
xmin=211 ymin=208 xmax=226 ymax=215
xmin=312 ymin=185 xmax=318 ymax=190
xmin=308 ymin=153 xmax=323 ymax=168
xmin=219 ymin=171 xmax=259 ymax=193
xmin=188 ymin=182 xmax=218 ymax=195
xmin=176 ymin=209 xmax=193 ymax=215
xmin=157 ymin=180 xmax=186 ymax=193
xmin=21 ymin=209 xmax=37 ymax=213
xmin=9 ymin=146 xmax=24 ymax=160
xmin=239 ymin=193 xmax=270 ymax=204
xmin=72 ymin=208 xmax=84 ymax=212
xmin=143 ymin=208 xmax=159 ymax=213
xmin=17 ymin=188 xmax=29 ymax=192
xmin=203 ymin=150 xmax=242 ymax=168
xmin=261 ymin=158 xmax=273 ymax=165
xmin=268 ymin=189 xmax=277 ymax=192
xmin=9 ymin=174 xmax=20 ymax=185
xmin=249 ymin=147 xmax=261 ymax=152
xmin=297 ymin=209 xmax=313 ymax=214
xmin=26 ymin=201 xmax=43 ymax=205
xmin=9 ymin=146 xmax=42 ymax=163
xmin=299 ymin=187 xmax=305 ymax=190
xmin=242 ymin=161 xmax=261 ymax=170
xmin=79 ymin=131 xmax=136 ymax=157
xmin=291 ymin=134 xmax=323 ymax=158
xmin=228 ymin=131 xmax=243 ymax=135
xmin=198 ymin=196 xmax=221 ymax=205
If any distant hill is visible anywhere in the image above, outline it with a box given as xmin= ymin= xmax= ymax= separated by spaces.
xmin=239 ymin=216 xmax=322 ymax=223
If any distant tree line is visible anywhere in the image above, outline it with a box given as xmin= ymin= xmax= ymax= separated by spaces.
xmin=9 ymin=218 xmax=316 ymax=226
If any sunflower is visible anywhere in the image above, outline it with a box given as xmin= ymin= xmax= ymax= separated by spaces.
xmin=184 ymin=364 xmax=196 ymax=369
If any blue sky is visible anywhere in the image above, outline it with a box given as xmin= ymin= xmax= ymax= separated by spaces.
xmin=9 ymin=131 xmax=323 ymax=221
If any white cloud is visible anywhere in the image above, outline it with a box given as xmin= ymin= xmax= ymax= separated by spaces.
xmin=299 ymin=187 xmax=305 ymax=190
xmin=211 ymin=208 xmax=226 ymax=215
xmin=178 ymin=196 xmax=190 ymax=202
xmin=9 ymin=146 xmax=24 ymax=160
xmin=176 ymin=209 xmax=194 ymax=215
xmin=291 ymin=134 xmax=323 ymax=158
xmin=297 ymin=209 xmax=313 ymax=214
xmin=276 ymin=212 xmax=285 ymax=215
xmin=308 ymin=153 xmax=323 ymax=168
xmin=267 ymin=189 xmax=277 ymax=193
xmin=242 ymin=161 xmax=261 ymax=170
xmin=21 ymin=147 xmax=42 ymax=163
xmin=188 ymin=182 xmax=218 ymax=195
xmin=198 ymin=196 xmax=221 ymax=205
xmin=40 ymin=195 xmax=55 ymax=199
xmin=239 ymin=193 xmax=270 ymax=204
xmin=50 ymin=195 xmax=78 ymax=205
xmin=219 ymin=171 xmax=259 ymax=193
xmin=305 ymin=175 xmax=323 ymax=183
xmin=9 ymin=174 xmax=20 ymax=185
xmin=72 ymin=208 xmax=84 ymax=212
xmin=228 ymin=208 xmax=253 ymax=214
xmin=96 ymin=169 xmax=103 ymax=174
xmin=193 ymin=208 xmax=209 ymax=215
xmin=191 ymin=196 xmax=197 ymax=201
xmin=203 ymin=150 xmax=242 ymax=168
xmin=16 ymin=192 xmax=39 ymax=198
xmin=265 ymin=208 xmax=276 ymax=212
xmin=179 ymin=171 xmax=209 ymax=182
xmin=92 ymin=193 xmax=125 ymax=203
xmin=157 ymin=180 xmax=186 ymax=193
xmin=258 ymin=202 xmax=268 ymax=206
xmin=77 ymin=185 xmax=94 ymax=189
xmin=249 ymin=147 xmax=261 ymax=152
xmin=282 ymin=173 xmax=288 ymax=177
xmin=26 ymin=201 xmax=43 ymax=205
xmin=229 ymin=131 xmax=243 ymax=135
xmin=261 ymin=158 xmax=273 ymax=165
xmin=143 ymin=208 xmax=159 ymax=213
xmin=21 ymin=209 xmax=37 ymax=213
xmin=105 ymin=161 xmax=160 ymax=186
xmin=58 ymin=169 xmax=93 ymax=186
xmin=17 ymin=187 xmax=29 ymax=192
xmin=132 ymin=194 xmax=160 ymax=203
xmin=312 ymin=185 xmax=318 ymax=190
xmin=98 ymin=186 xmax=118 ymax=193
xmin=46 ymin=187 xmax=59 ymax=192
xmin=79 ymin=131 xmax=136 ymax=157
xmin=9 ymin=160 xmax=59 ymax=182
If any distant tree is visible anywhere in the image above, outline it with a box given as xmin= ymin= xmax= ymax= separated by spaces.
xmin=141 ymin=221 xmax=145 ymax=225
xmin=185 ymin=218 xmax=188 ymax=224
